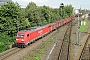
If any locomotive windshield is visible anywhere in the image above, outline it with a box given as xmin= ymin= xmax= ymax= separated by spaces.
xmin=17 ymin=34 xmax=25 ymax=37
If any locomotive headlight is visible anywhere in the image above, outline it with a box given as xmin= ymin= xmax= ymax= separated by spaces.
xmin=21 ymin=39 xmax=24 ymax=42
xmin=16 ymin=39 xmax=18 ymax=41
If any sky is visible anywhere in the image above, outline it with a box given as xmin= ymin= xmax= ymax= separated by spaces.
xmin=12 ymin=0 xmax=90 ymax=10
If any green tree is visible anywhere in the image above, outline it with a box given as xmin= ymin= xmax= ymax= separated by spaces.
xmin=59 ymin=3 xmax=73 ymax=19
xmin=64 ymin=5 xmax=73 ymax=17
xmin=26 ymin=2 xmax=41 ymax=26
xmin=0 ymin=2 xmax=20 ymax=35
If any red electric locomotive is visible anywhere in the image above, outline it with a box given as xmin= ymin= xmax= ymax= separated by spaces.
xmin=15 ymin=25 xmax=50 ymax=47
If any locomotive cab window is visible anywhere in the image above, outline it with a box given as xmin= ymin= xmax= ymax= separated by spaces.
xmin=17 ymin=34 xmax=25 ymax=37
xmin=27 ymin=34 xmax=29 ymax=37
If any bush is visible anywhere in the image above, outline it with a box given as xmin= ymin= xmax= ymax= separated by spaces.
xmin=0 ymin=32 xmax=15 ymax=53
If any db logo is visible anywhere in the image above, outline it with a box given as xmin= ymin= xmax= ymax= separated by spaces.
xmin=38 ymin=30 xmax=43 ymax=35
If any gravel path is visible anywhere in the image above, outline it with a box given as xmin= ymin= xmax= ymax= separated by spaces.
xmin=70 ymin=17 xmax=90 ymax=60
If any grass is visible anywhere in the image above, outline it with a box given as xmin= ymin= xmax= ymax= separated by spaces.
xmin=23 ymin=35 xmax=56 ymax=60
xmin=79 ymin=19 xmax=88 ymax=32
xmin=23 ymin=28 xmax=64 ymax=60
xmin=79 ymin=25 xmax=86 ymax=32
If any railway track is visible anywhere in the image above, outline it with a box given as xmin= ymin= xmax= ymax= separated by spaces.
xmin=79 ymin=33 xmax=90 ymax=60
xmin=0 ymin=47 xmax=21 ymax=60
xmin=45 ymin=25 xmax=69 ymax=60
xmin=58 ymin=21 xmax=72 ymax=60
xmin=0 ymin=26 xmax=60 ymax=60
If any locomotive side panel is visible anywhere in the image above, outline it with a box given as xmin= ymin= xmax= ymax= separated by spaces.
xmin=29 ymin=26 xmax=50 ymax=42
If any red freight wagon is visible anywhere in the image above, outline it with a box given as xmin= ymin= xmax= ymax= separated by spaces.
xmin=15 ymin=26 xmax=50 ymax=47
xmin=66 ymin=18 xmax=69 ymax=23
xmin=61 ymin=19 xmax=64 ymax=25
xmin=58 ymin=20 xmax=61 ymax=26
xmin=58 ymin=21 xmax=62 ymax=27
xmin=56 ymin=21 xmax=60 ymax=27
xmin=47 ymin=23 xmax=56 ymax=31
xmin=55 ymin=22 xmax=59 ymax=28
xmin=64 ymin=18 xmax=67 ymax=24
xmin=67 ymin=18 xmax=71 ymax=23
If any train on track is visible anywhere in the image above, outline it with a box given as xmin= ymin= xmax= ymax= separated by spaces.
xmin=14 ymin=16 xmax=73 ymax=48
